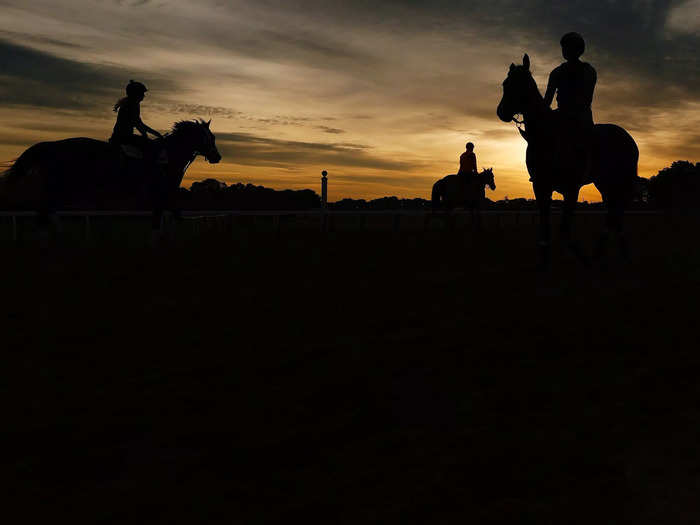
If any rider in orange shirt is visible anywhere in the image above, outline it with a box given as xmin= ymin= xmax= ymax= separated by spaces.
xmin=458 ymin=142 xmax=477 ymax=177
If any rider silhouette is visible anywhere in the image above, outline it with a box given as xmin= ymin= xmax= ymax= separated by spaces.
xmin=458 ymin=142 xmax=478 ymax=177
xmin=110 ymin=80 xmax=164 ymax=171
xmin=543 ymin=33 xmax=596 ymax=179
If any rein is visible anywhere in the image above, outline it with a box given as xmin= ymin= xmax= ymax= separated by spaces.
xmin=512 ymin=114 xmax=525 ymax=132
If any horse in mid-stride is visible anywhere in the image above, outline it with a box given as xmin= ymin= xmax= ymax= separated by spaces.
xmin=431 ymin=168 xmax=496 ymax=229
xmin=497 ymin=54 xmax=639 ymax=269
xmin=0 ymin=119 xmax=221 ymax=235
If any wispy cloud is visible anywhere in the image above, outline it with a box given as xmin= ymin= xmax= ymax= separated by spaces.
xmin=215 ymin=132 xmax=418 ymax=171
xmin=0 ymin=0 xmax=698 ymax=200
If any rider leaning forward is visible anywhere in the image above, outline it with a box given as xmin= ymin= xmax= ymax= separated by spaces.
xmin=110 ymin=80 xmax=165 ymax=171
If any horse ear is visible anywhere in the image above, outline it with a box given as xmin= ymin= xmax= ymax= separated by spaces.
xmin=523 ymin=54 xmax=530 ymax=70
xmin=509 ymin=63 xmax=516 ymax=72
xmin=206 ymin=119 xmax=211 ymax=128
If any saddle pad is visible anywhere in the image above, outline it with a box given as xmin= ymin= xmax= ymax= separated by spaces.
xmin=121 ymin=144 xmax=143 ymax=159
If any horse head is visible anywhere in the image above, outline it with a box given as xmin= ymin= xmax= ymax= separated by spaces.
xmin=482 ymin=168 xmax=496 ymax=191
xmin=195 ymin=119 xmax=221 ymax=164
xmin=169 ymin=119 xmax=222 ymax=164
xmin=497 ymin=54 xmax=536 ymax=123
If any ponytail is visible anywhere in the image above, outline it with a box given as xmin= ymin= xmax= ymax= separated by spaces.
xmin=113 ymin=96 xmax=129 ymax=112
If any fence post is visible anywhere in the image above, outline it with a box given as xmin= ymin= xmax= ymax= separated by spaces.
xmin=84 ymin=215 xmax=91 ymax=241
xmin=320 ymin=170 xmax=328 ymax=232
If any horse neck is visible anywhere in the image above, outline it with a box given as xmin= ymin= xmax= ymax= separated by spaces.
xmin=164 ymin=133 xmax=198 ymax=183
xmin=522 ymin=78 xmax=549 ymax=137
xmin=478 ymin=172 xmax=491 ymax=188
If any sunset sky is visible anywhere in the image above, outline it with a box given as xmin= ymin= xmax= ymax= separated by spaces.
xmin=1 ymin=0 xmax=699 ymax=201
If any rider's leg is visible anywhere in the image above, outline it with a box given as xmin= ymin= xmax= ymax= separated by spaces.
xmin=560 ymin=185 xmax=580 ymax=241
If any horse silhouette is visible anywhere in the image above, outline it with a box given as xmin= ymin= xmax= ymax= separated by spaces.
xmin=497 ymin=54 xmax=638 ymax=268
xmin=430 ymin=168 xmax=496 ymax=229
xmin=0 ymin=119 xmax=221 ymax=232
xmin=432 ymin=168 xmax=496 ymax=210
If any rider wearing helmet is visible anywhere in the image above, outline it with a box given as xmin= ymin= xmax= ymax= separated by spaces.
xmin=543 ymin=33 xmax=596 ymax=178
xmin=544 ymin=33 xmax=596 ymax=124
xmin=110 ymin=80 xmax=164 ymax=165
xmin=458 ymin=142 xmax=478 ymax=177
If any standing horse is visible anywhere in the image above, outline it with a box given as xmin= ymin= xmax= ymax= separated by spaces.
xmin=497 ymin=54 xmax=639 ymax=268
xmin=0 ymin=119 xmax=221 ymax=234
xmin=431 ymin=169 xmax=496 ymax=229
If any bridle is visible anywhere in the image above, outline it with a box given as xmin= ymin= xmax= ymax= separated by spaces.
xmin=512 ymin=114 xmax=525 ymax=132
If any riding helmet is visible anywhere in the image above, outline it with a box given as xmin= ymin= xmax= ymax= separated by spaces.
xmin=560 ymin=32 xmax=585 ymax=58
xmin=126 ymin=80 xmax=148 ymax=97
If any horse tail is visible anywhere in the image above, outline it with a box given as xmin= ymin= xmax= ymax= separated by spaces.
xmin=0 ymin=146 xmax=48 ymax=210
xmin=1 ymin=150 xmax=30 ymax=182
xmin=431 ymin=180 xmax=442 ymax=209
xmin=0 ymin=156 xmax=22 ymax=205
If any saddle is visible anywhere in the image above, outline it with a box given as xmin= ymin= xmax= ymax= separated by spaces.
xmin=120 ymin=144 xmax=143 ymax=160
xmin=525 ymin=111 xmax=594 ymax=184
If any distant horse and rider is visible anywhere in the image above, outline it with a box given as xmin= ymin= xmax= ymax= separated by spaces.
xmin=497 ymin=32 xmax=639 ymax=268
xmin=430 ymin=141 xmax=496 ymax=229
xmin=0 ymin=80 xmax=222 ymax=235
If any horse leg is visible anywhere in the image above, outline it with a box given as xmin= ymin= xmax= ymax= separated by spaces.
xmin=534 ymin=185 xmax=552 ymax=270
xmin=561 ymin=186 xmax=590 ymax=267
xmin=36 ymin=170 xmax=59 ymax=246
xmin=149 ymin=167 xmax=170 ymax=244
xmin=36 ymin=208 xmax=50 ymax=246
xmin=607 ymin=198 xmax=628 ymax=262
xmin=150 ymin=181 xmax=165 ymax=243
xmin=471 ymin=206 xmax=483 ymax=233
xmin=595 ymin=194 xmax=625 ymax=267
xmin=594 ymin=222 xmax=610 ymax=267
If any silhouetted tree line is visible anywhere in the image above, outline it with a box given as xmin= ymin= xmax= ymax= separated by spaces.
xmin=648 ymin=161 xmax=700 ymax=210
xmin=173 ymin=163 xmax=700 ymax=211
xmin=176 ymin=179 xmax=320 ymax=210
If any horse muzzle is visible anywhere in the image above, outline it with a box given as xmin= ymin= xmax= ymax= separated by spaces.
xmin=206 ymin=151 xmax=222 ymax=164
xmin=497 ymin=101 xmax=514 ymax=123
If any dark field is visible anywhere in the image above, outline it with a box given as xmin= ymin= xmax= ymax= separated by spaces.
xmin=5 ymin=214 xmax=700 ymax=523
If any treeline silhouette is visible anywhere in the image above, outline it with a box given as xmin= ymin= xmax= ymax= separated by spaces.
xmin=175 ymin=179 xmax=320 ymax=210
xmin=648 ymin=161 xmax=700 ymax=210
xmin=174 ymin=160 xmax=698 ymax=211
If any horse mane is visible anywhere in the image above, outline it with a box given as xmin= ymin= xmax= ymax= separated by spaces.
xmin=168 ymin=119 xmax=208 ymax=137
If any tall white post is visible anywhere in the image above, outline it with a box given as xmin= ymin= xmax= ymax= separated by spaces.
xmin=321 ymin=170 xmax=328 ymax=210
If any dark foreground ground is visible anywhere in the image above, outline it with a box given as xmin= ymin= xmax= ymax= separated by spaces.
xmin=4 ymin=214 xmax=700 ymax=523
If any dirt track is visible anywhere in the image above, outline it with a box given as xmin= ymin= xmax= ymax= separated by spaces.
xmin=5 ymin=217 xmax=700 ymax=523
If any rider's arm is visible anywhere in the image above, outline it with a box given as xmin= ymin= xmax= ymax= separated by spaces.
xmin=543 ymin=69 xmax=557 ymax=108
xmin=134 ymin=106 xmax=163 ymax=139
xmin=144 ymin=124 xmax=164 ymax=139
xmin=473 ymin=154 xmax=478 ymax=174
xmin=135 ymin=120 xmax=163 ymax=139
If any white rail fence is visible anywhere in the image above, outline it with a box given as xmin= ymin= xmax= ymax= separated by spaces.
xmin=0 ymin=209 xmax=661 ymax=241
xmin=0 ymin=169 xmax=663 ymax=240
